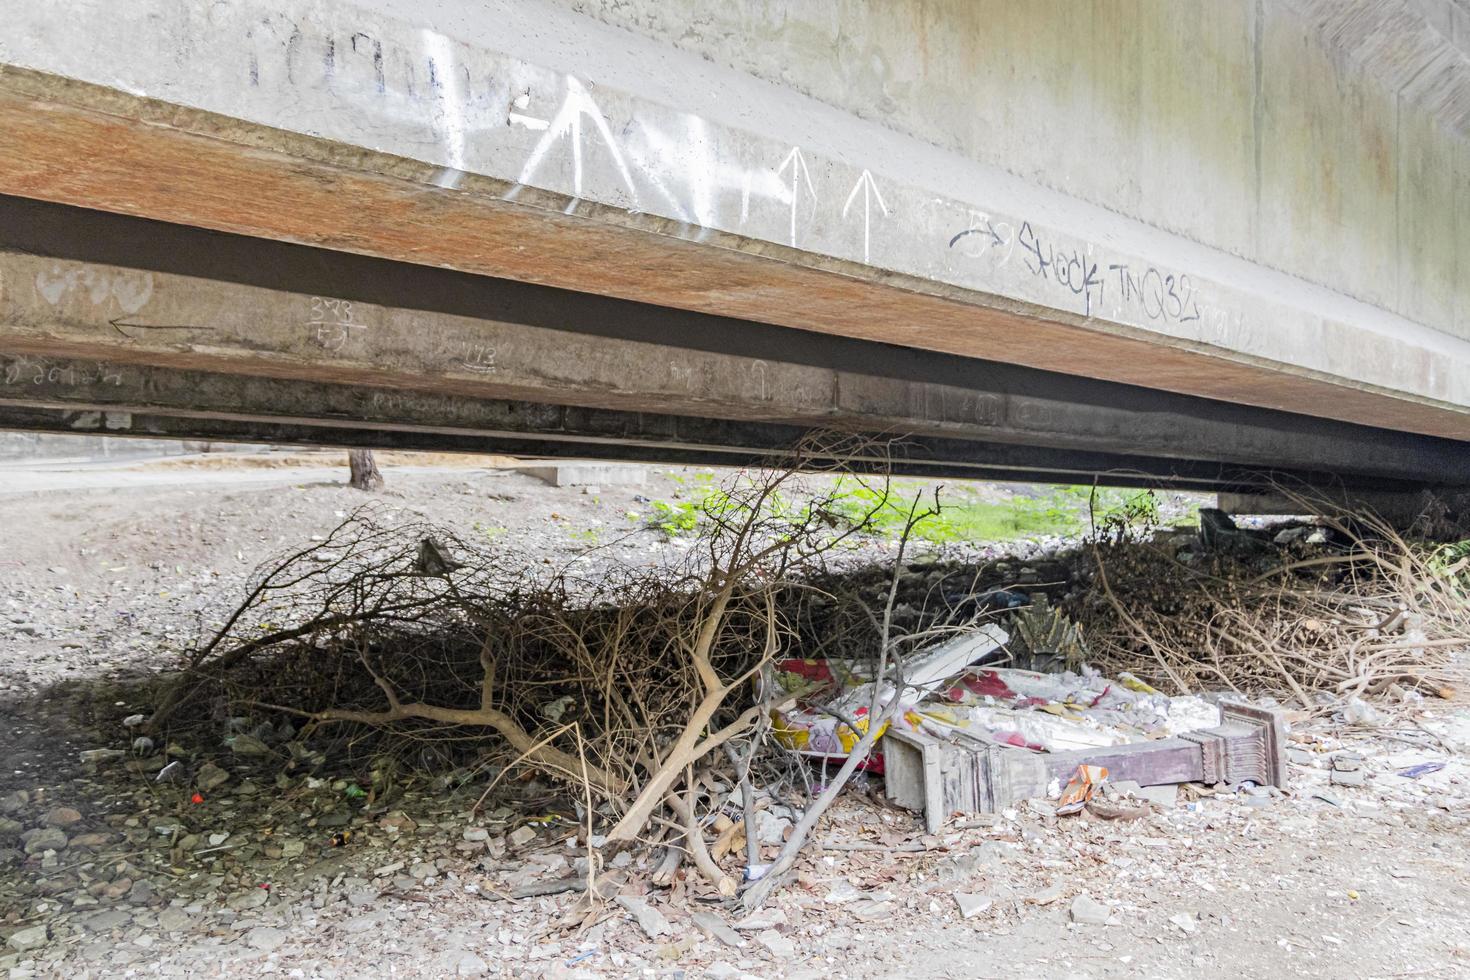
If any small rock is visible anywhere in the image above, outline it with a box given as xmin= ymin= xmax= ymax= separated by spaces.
xmin=1070 ymin=894 xmax=1110 ymax=925
xmin=229 ymin=734 xmax=271 ymax=757
xmin=126 ymin=879 xmax=156 ymax=905
xmin=80 ymin=909 xmax=132 ymax=932
xmin=280 ymin=839 xmax=305 ymax=859
xmin=131 ymin=736 xmax=155 ymax=756
xmin=207 ymin=832 xmax=230 ymax=847
xmin=734 ymin=908 xmax=787 ymax=931
xmin=70 ymin=832 xmax=111 ymax=848
xmin=1132 ymin=784 xmax=1180 ymax=807
xmin=0 ymin=790 xmax=28 ymax=814
xmin=378 ymin=811 xmax=417 ymax=833
xmin=102 ymin=878 xmax=134 ymax=900
xmin=1169 ymin=912 xmax=1199 ymax=935
xmin=462 ymin=827 xmax=490 ymax=843
xmin=410 ymin=862 xmax=437 ymax=879
xmin=344 ymin=912 xmax=387 ymax=935
xmin=453 ymin=951 xmax=489 ymax=976
xmin=247 ymin=926 xmax=286 ymax=952
xmin=157 ymin=908 xmax=193 ymax=932
xmin=195 ymin=763 xmax=230 ymax=791
xmin=1330 ymin=769 xmax=1367 ymax=787
xmin=755 ymin=928 xmax=795 ymax=959
xmin=1026 ymin=882 xmax=1063 ymax=906
xmin=691 ymin=910 xmax=744 ymax=948
xmin=122 ymin=714 xmax=147 ymax=727
xmin=1285 ymin=747 xmax=1315 ymax=766
xmin=7 ymin=924 xmax=48 ymax=953
xmin=23 ymin=827 xmax=68 ymax=855
xmin=617 ymin=895 xmax=672 ymax=939
xmin=508 ymin=826 xmax=536 ymax=848
xmin=227 ymin=888 xmax=269 ymax=911
xmin=955 ymin=893 xmax=993 ymax=919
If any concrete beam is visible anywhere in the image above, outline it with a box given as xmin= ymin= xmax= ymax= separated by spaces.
xmin=1 ymin=198 xmax=1466 ymax=491
xmin=1218 ymin=490 xmax=1470 ymax=525
xmin=0 ymin=0 xmax=1466 ymax=441
xmin=0 ymin=360 xmax=1321 ymax=490
xmin=0 ymin=403 xmax=1266 ymax=488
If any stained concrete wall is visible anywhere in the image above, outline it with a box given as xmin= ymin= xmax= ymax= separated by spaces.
xmin=557 ymin=0 xmax=1470 ymax=345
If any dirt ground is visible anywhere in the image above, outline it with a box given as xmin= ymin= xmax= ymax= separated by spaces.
xmin=0 ymin=451 xmax=1465 ymax=979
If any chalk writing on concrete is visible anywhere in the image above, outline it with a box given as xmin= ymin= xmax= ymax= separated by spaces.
xmin=1 ymin=356 xmax=123 ymax=387
xmin=459 ymin=342 xmax=498 ymax=374
xmin=307 ymin=297 xmax=366 ymax=352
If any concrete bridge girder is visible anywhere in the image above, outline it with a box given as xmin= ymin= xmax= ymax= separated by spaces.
xmin=0 ymin=198 xmax=1465 ymax=494
xmin=0 ymin=0 xmax=1465 ymax=447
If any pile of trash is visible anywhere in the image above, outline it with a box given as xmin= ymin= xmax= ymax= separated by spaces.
xmin=769 ymin=624 xmax=1223 ymax=765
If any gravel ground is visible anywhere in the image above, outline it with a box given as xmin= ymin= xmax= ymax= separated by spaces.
xmin=0 ymin=452 xmax=1464 ymax=979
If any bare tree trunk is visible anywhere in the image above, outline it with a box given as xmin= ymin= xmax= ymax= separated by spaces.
xmin=347 ymin=449 xmax=384 ymax=491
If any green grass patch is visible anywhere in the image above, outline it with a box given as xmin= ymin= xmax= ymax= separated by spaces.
xmin=638 ymin=472 xmax=1169 ymax=545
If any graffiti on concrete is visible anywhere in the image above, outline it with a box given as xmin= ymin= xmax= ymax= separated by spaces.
xmin=33 ymin=266 xmax=154 ymax=315
xmin=231 ymin=8 xmax=1226 ymax=337
xmin=843 ymin=170 xmax=888 ymax=263
xmin=948 ymin=214 xmax=1205 ymax=326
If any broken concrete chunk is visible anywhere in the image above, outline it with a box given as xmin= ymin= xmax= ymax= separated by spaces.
xmin=955 ymin=893 xmax=994 ymax=919
xmin=1070 ymin=893 xmax=1110 ymax=925
xmin=616 ymin=895 xmax=672 ymax=940
xmin=1026 ymin=882 xmax=1063 ymax=906
xmin=195 ymin=763 xmax=230 ymax=791
xmin=1330 ymin=769 xmax=1367 ymax=787
xmin=7 ymin=924 xmax=48 ymax=952
xmin=691 ymin=910 xmax=744 ymax=948
xmin=755 ymin=928 xmax=795 ymax=959
xmin=508 ymin=825 xmax=536 ymax=848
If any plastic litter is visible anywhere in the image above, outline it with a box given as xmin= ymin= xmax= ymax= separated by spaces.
xmin=1055 ymin=764 xmax=1108 ymax=816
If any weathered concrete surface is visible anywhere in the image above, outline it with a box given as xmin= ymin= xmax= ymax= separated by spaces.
xmin=0 ymin=0 xmax=1466 ymax=448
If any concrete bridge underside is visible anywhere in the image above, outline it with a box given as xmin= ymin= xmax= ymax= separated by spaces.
xmin=0 ymin=0 xmax=1467 ymax=491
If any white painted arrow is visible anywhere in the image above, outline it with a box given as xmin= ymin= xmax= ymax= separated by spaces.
xmin=842 ymin=169 xmax=889 ymax=263
xmin=518 ymin=76 xmax=638 ymax=210
xmin=777 ymin=146 xmax=817 ymax=246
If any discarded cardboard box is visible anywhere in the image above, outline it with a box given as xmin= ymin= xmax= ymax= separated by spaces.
xmin=883 ymin=701 xmax=1287 ymax=833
